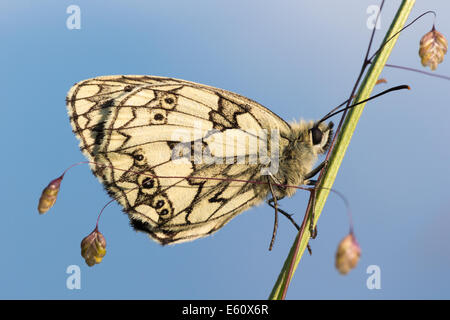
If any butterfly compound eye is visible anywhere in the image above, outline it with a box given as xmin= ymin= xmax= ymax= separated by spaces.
xmin=310 ymin=127 xmax=323 ymax=145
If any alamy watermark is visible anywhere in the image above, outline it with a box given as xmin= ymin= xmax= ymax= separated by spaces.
xmin=66 ymin=5 xmax=81 ymax=30
xmin=366 ymin=5 xmax=381 ymax=30
xmin=366 ymin=265 xmax=381 ymax=290
xmin=66 ymin=265 xmax=81 ymax=290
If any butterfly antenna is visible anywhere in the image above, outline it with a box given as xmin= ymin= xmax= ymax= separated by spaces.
xmin=318 ymin=85 xmax=410 ymax=124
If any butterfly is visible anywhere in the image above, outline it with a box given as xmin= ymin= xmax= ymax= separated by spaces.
xmin=66 ymin=75 xmax=333 ymax=245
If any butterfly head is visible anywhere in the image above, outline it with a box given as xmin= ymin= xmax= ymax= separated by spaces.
xmin=308 ymin=121 xmax=334 ymax=154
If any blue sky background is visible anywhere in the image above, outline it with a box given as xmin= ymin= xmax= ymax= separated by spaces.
xmin=2 ymin=0 xmax=450 ymax=299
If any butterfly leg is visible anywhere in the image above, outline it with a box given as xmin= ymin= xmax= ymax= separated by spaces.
xmin=267 ymin=177 xmax=279 ymax=251
xmin=294 ymin=179 xmax=319 ymax=239
xmin=268 ymin=198 xmax=314 ymax=255
xmin=308 ymin=188 xmax=318 ymax=239
xmin=304 ymin=161 xmax=328 ymax=239
xmin=267 ymin=198 xmax=300 ymax=230
xmin=304 ymin=160 xmax=327 ymax=181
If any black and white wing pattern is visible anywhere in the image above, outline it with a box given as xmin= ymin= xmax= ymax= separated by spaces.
xmin=66 ymin=75 xmax=293 ymax=244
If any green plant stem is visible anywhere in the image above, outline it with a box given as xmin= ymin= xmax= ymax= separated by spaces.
xmin=269 ymin=0 xmax=416 ymax=300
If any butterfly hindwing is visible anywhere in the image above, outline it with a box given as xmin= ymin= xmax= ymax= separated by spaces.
xmin=66 ymin=75 xmax=292 ymax=244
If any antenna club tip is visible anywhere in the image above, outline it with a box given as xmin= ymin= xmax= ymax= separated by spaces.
xmin=398 ymin=84 xmax=411 ymax=90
